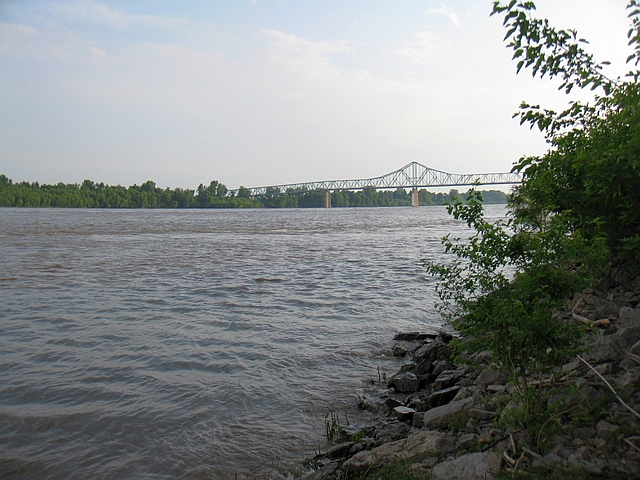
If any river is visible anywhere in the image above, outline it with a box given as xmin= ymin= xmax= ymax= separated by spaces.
xmin=0 ymin=205 xmax=506 ymax=479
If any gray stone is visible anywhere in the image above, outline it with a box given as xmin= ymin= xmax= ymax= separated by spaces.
xmin=342 ymin=430 xmax=455 ymax=474
xmin=572 ymin=426 xmax=596 ymax=440
xmin=452 ymin=386 xmax=473 ymax=401
xmin=473 ymin=370 xmax=505 ymax=386
xmin=374 ymin=422 xmax=409 ymax=444
xmin=423 ymin=397 xmax=474 ymax=429
xmin=473 ymin=350 xmax=493 ymax=364
xmin=596 ymin=419 xmax=619 ymax=438
xmin=387 ymin=371 xmax=419 ymax=393
xmin=431 ymin=451 xmax=502 ymax=480
xmin=392 ymin=406 xmax=416 ymax=422
xmin=414 ymin=340 xmax=444 ymax=364
xmin=615 ymin=368 xmax=640 ymax=388
xmin=427 ymin=385 xmax=461 ymax=408
xmin=392 ymin=345 xmax=408 ymax=357
xmin=619 ymin=306 xmax=640 ymax=329
xmin=322 ymin=442 xmax=356 ymax=459
xmin=487 ymin=384 xmax=507 ymax=393
xmin=469 ymin=408 xmax=497 ymax=420
xmin=456 ymin=433 xmax=476 ymax=449
xmin=432 ymin=370 xmax=464 ymax=391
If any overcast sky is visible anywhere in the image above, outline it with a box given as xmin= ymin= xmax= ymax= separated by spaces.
xmin=0 ymin=1 xmax=633 ymax=190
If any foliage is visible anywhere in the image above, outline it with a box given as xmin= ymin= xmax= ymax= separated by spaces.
xmin=324 ymin=410 xmax=344 ymax=443
xmin=425 ymin=190 xmax=603 ymax=390
xmin=0 ymin=175 xmax=259 ymax=208
xmin=425 ymin=0 xmax=640 ymax=389
xmin=493 ymin=0 xmax=640 ymax=267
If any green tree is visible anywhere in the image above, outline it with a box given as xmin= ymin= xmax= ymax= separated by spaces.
xmin=426 ymin=0 xmax=639 ymax=394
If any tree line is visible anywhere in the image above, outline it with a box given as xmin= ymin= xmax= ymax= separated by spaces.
xmin=0 ymin=174 xmax=507 ymax=208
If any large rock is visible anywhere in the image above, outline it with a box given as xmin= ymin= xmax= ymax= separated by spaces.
xmin=342 ymin=430 xmax=455 ymax=474
xmin=585 ymin=326 xmax=640 ymax=363
xmin=431 ymin=451 xmax=502 ymax=480
xmin=423 ymin=397 xmax=474 ymax=429
xmin=387 ymin=371 xmax=419 ymax=392
xmin=473 ymin=370 xmax=506 ymax=386
xmin=619 ymin=306 xmax=640 ymax=329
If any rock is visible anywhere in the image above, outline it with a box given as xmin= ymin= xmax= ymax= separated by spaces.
xmin=423 ymin=397 xmax=475 ymax=429
xmin=392 ymin=345 xmax=408 ymax=357
xmin=392 ymin=406 xmax=416 ymax=422
xmin=393 ymin=332 xmax=439 ymax=341
xmin=436 ymin=344 xmax=452 ymax=360
xmin=457 ymin=433 xmax=476 ymax=449
xmin=473 ymin=370 xmax=505 ymax=386
xmin=414 ymin=340 xmax=444 ymax=364
xmin=321 ymin=442 xmax=356 ymax=460
xmin=342 ymin=430 xmax=455 ymax=474
xmin=387 ymin=372 xmax=419 ymax=393
xmin=385 ymin=397 xmax=403 ymax=410
xmin=469 ymin=408 xmax=497 ymax=420
xmin=431 ymin=451 xmax=502 ymax=480
xmin=431 ymin=370 xmax=464 ymax=391
xmin=571 ymin=426 xmax=596 ymax=440
xmin=615 ymin=368 xmax=640 ymax=388
xmin=359 ymin=395 xmax=386 ymax=414
xmin=487 ymin=384 xmax=507 ymax=393
xmin=473 ymin=350 xmax=493 ymax=364
xmin=596 ymin=419 xmax=619 ymax=438
xmin=426 ymin=385 xmax=461 ymax=408
xmin=374 ymin=422 xmax=409 ymax=444
xmin=618 ymin=307 xmax=640 ymax=329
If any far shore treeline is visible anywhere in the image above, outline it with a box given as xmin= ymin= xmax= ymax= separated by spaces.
xmin=0 ymin=174 xmax=507 ymax=208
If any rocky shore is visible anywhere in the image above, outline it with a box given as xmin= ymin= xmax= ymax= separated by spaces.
xmin=301 ymin=273 xmax=640 ymax=479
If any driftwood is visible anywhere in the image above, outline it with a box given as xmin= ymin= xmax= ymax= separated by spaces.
xmin=571 ymin=312 xmax=611 ymax=327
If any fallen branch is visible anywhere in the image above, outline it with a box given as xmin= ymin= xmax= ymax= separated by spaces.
xmin=625 ymin=437 xmax=640 ymax=454
xmin=626 ymin=352 xmax=640 ymax=366
xmin=577 ymin=355 xmax=640 ymax=420
xmin=572 ymin=313 xmax=610 ymax=328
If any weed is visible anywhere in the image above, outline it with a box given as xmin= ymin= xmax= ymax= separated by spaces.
xmin=358 ymin=460 xmax=432 ymax=480
xmin=324 ymin=410 xmax=342 ymax=443
xmin=447 ymin=411 xmax=471 ymax=432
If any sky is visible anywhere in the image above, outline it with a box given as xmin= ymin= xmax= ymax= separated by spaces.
xmin=0 ymin=0 xmax=633 ymax=190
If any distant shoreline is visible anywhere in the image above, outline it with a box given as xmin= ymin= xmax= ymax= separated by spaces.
xmin=0 ymin=174 xmax=508 ymax=209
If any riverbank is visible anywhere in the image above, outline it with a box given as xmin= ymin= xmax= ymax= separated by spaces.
xmin=301 ymin=270 xmax=640 ymax=479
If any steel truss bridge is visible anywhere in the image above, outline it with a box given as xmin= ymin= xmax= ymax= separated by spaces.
xmin=228 ymin=162 xmax=522 ymax=198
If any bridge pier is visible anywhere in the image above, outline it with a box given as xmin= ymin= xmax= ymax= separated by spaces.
xmin=325 ymin=191 xmax=331 ymax=208
xmin=412 ymin=188 xmax=419 ymax=207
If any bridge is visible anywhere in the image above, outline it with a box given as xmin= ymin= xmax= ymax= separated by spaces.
xmin=229 ymin=162 xmax=522 ymax=207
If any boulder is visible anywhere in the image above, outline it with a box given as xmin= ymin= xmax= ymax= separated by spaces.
xmin=423 ymin=397 xmax=475 ymax=429
xmin=431 ymin=451 xmax=502 ymax=480
xmin=342 ymin=430 xmax=455 ymax=474
xmin=473 ymin=370 xmax=506 ymax=386
xmin=431 ymin=369 xmax=465 ymax=391
xmin=387 ymin=372 xmax=419 ymax=393
xmin=392 ymin=406 xmax=416 ymax=422
xmin=619 ymin=306 xmax=640 ymax=329
xmin=426 ymin=385 xmax=461 ymax=408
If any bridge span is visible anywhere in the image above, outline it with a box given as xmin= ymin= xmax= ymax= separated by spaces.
xmin=229 ymin=162 xmax=521 ymax=207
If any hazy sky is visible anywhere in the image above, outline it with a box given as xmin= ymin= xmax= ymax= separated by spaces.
xmin=0 ymin=1 xmax=633 ymax=190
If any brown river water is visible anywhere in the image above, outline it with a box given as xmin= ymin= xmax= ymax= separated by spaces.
xmin=0 ymin=205 xmax=506 ymax=479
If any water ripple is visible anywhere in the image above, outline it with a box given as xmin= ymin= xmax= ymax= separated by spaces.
xmin=0 ymin=206 xmax=506 ymax=479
